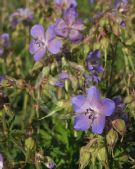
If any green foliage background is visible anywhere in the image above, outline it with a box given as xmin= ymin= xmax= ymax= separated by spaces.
xmin=0 ymin=0 xmax=135 ymax=169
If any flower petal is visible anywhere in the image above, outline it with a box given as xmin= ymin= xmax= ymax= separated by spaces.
xmin=69 ymin=29 xmax=83 ymax=42
xmin=33 ymin=48 xmax=46 ymax=61
xmin=55 ymin=19 xmax=69 ymax=38
xmin=71 ymin=20 xmax=84 ymax=30
xmin=86 ymin=86 xmax=101 ymax=110
xmin=46 ymin=25 xmax=56 ymax=41
xmin=74 ymin=114 xmax=91 ymax=131
xmin=48 ymin=39 xmax=62 ymax=54
xmin=101 ymin=98 xmax=115 ymax=116
xmin=92 ymin=114 xmax=105 ymax=134
xmin=31 ymin=24 xmax=45 ymax=39
xmin=29 ymin=40 xmax=38 ymax=54
xmin=71 ymin=95 xmax=88 ymax=113
xmin=64 ymin=7 xmax=78 ymax=26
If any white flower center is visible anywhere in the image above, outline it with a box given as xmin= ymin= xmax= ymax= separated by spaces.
xmin=34 ymin=38 xmax=48 ymax=48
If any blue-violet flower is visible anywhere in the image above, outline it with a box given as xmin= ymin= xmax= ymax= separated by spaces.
xmin=71 ymin=86 xmax=115 ymax=134
xmin=55 ymin=7 xmax=84 ymax=43
xmin=29 ymin=24 xmax=62 ymax=61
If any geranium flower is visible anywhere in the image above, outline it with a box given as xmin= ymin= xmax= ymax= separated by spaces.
xmin=10 ymin=8 xmax=33 ymax=28
xmin=29 ymin=24 xmax=62 ymax=61
xmin=71 ymin=86 xmax=115 ymax=134
xmin=85 ymin=49 xmax=104 ymax=83
xmin=55 ymin=7 xmax=84 ymax=43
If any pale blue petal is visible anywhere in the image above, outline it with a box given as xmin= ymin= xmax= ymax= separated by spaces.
xmin=31 ymin=24 xmax=45 ymax=39
xmin=46 ymin=25 xmax=56 ymax=41
xmin=69 ymin=29 xmax=83 ymax=42
xmin=92 ymin=114 xmax=105 ymax=134
xmin=101 ymin=98 xmax=115 ymax=116
xmin=71 ymin=95 xmax=88 ymax=113
xmin=29 ymin=40 xmax=38 ymax=54
xmin=74 ymin=114 xmax=91 ymax=131
xmin=33 ymin=48 xmax=46 ymax=61
xmin=86 ymin=86 xmax=101 ymax=109
xmin=48 ymin=39 xmax=62 ymax=54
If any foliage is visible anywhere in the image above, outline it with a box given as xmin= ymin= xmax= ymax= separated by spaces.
xmin=0 ymin=0 xmax=135 ymax=169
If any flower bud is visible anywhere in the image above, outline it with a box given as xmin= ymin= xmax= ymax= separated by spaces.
xmin=106 ymin=128 xmax=118 ymax=148
xmin=112 ymin=119 xmax=126 ymax=136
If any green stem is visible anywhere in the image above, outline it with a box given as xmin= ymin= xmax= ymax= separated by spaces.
xmin=104 ymin=136 xmax=111 ymax=169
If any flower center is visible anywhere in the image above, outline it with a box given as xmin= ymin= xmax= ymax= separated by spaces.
xmin=85 ymin=107 xmax=96 ymax=122
xmin=34 ymin=38 xmax=48 ymax=48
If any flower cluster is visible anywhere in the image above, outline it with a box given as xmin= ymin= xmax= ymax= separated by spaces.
xmin=29 ymin=6 xmax=84 ymax=61
xmin=0 ymin=33 xmax=10 ymax=56
xmin=10 ymin=8 xmax=33 ymax=28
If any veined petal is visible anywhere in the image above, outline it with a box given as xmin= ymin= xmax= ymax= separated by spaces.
xmin=74 ymin=114 xmax=91 ymax=131
xmin=86 ymin=86 xmax=101 ymax=110
xmin=29 ymin=40 xmax=38 ymax=54
xmin=92 ymin=114 xmax=105 ymax=134
xmin=71 ymin=95 xmax=88 ymax=113
xmin=33 ymin=48 xmax=46 ymax=61
xmin=101 ymin=98 xmax=115 ymax=116
xmin=48 ymin=39 xmax=62 ymax=54
xmin=46 ymin=25 xmax=56 ymax=41
xmin=64 ymin=7 xmax=78 ymax=26
xmin=31 ymin=24 xmax=45 ymax=39
xmin=69 ymin=29 xmax=83 ymax=42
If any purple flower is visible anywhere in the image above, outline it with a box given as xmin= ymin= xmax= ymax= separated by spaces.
xmin=10 ymin=8 xmax=33 ymax=28
xmin=87 ymin=50 xmax=103 ymax=73
xmin=0 ymin=33 xmax=10 ymax=56
xmin=113 ymin=96 xmax=125 ymax=112
xmin=120 ymin=20 xmax=126 ymax=27
xmin=71 ymin=86 xmax=115 ymax=134
xmin=54 ymin=0 xmax=77 ymax=9
xmin=0 ymin=153 xmax=3 ymax=169
xmin=1 ymin=33 xmax=10 ymax=48
xmin=85 ymin=49 xmax=103 ymax=83
xmin=55 ymin=71 xmax=69 ymax=87
xmin=55 ymin=7 xmax=84 ymax=43
xmin=114 ymin=0 xmax=128 ymax=12
xmin=29 ymin=24 xmax=62 ymax=61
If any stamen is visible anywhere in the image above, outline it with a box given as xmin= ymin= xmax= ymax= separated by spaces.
xmin=85 ymin=107 xmax=96 ymax=123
